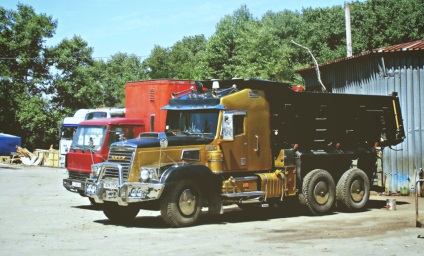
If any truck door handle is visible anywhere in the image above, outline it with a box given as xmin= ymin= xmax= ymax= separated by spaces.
xmin=254 ymin=135 xmax=259 ymax=152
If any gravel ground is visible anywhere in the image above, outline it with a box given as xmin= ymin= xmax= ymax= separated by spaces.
xmin=0 ymin=163 xmax=423 ymax=256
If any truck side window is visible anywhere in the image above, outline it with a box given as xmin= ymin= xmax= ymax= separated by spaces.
xmin=233 ymin=115 xmax=245 ymax=136
xmin=221 ymin=111 xmax=246 ymax=140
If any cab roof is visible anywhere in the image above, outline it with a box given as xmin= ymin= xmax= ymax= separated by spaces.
xmin=78 ymin=117 xmax=145 ymax=126
xmin=162 ymin=78 xmax=293 ymax=110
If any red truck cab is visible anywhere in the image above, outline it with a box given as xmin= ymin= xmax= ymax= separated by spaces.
xmin=63 ymin=79 xmax=193 ymax=202
xmin=63 ymin=118 xmax=145 ymax=197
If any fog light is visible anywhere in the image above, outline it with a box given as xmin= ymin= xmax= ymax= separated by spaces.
xmin=86 ymin=184 xmax=97 ymax=194
xmin=130 ymin=188 xmax=137 ymax=197
xmin=136 ymin=188 xmax=143 ymax=197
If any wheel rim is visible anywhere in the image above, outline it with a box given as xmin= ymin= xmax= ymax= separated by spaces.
xmin=314 ymin=181 xmax=329 ymax=205
xmin=178 ymin=188 xmax=197 ymax=216
xmin=350 ymin=180 xmax=365 ymax=202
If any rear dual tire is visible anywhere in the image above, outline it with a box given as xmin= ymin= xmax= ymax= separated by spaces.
xmin=336 ymin=168 xmax=370 ymax=211
xmin=301 ymin=169 xmax=336 ymax=215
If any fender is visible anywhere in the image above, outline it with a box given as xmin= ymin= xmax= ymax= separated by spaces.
xmin=159 ymin=163 xmax=223 ymax=214
xmin=160 ymin=163 xmax=215 ymax=185
xmin=164 ymin=163 xmax=220 ymax=191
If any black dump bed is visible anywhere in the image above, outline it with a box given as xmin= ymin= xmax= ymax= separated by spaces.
xmin=271 ymin=90 xmax=405 ymax=151
xmin=200 ymin=78 xmax=405 ymax=151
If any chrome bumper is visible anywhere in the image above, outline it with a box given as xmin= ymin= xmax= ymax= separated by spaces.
xmin=63 ymin=178 xmax=86 ymax=193
xmin=84 ymin=163 xmax=165 ymax=206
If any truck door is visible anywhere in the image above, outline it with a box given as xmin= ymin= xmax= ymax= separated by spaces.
xmin=220 ymin=111 xmax=247 ymax=171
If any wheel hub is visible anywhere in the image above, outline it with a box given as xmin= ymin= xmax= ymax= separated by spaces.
xmin=350 ymin=180 xmax=364 ymax=202
xmin=314 ymin=181 xmax=329 ymax=205
xmin=179 ymin=188 xmax=197 ymax=216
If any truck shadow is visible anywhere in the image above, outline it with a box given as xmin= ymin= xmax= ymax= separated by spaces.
xmin=73 ymin=204 xmax=103 ymax=211
xmin=95 ymin=215 xmax=169 ymax=228
xmin=368 ymin=198 xmax=410 ymax=207
xmin=92 ymin=204 xmax=318 ymax=229
xmin=92 ymin=198 xmax=411 ymax=228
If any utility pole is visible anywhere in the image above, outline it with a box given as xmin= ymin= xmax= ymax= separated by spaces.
xmin=345 ymin=2 xmax=352 ymax=57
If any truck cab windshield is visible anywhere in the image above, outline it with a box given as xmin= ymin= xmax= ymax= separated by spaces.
xmin=61 ymin=126 xmax=77 ymax=140
xmin=166 ymin=110 xmax=219 ymax=137
xmin=71 ymin=126 xmax=107 ymax=151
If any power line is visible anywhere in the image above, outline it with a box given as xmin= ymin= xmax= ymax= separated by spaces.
xmin=0 ymin=55 xmax=148 ymax=61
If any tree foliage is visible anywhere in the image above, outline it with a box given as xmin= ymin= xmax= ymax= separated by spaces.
xmin=96 ymin=53 xmax=147 ymax=106
xmin=0 ymin=4 xmax=56 ymax=148
xmin=167 ymin=35 xmax=207 ymax=80
xmin=298 ymin=6 xmax=347 ymax=63
xmin=350 ymin=0 xmax=424 ymax=51
xmin=203 ymin=5 xmax=255 ymax=79
xmin=142 ymin=45 xmax=171 ymax=79
xmin=47 ymin=35 xmax=98 ymax=113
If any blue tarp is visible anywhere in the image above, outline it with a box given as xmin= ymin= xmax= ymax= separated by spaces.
xmin=0 ymin=133 xmax=21 ymax=155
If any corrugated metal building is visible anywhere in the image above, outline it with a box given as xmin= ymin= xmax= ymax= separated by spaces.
xmin=296 ymin=40 xmax=424 ymax=192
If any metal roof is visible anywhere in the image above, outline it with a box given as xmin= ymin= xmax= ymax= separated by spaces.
xmin=376 ymin=39 xmax=424 ymax=52
xmin=296 ymin=40 xmax=424 ymax=72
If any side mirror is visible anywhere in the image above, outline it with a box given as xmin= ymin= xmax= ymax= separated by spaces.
xmin=220 ymin=112 xmax=234 ymax=141
xmin=89 ymin=137 xmax=94 ymax=148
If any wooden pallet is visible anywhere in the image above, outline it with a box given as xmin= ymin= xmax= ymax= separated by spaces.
xmin=0 ymin=156 xmax=11 ymax=164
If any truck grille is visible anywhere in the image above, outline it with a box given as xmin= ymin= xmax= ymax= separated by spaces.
xmin=103 ymin=146 xmax=136 ymax=181
xmin=68 ymin=171 xmax=89 ymax=181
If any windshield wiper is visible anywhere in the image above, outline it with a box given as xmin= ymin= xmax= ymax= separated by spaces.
xmin=70 ymin=145 xmax=82 ymax=151
xmin=82 ymin=145 xmax=94 ymax=150
xmin=70 ymin=145 xmax=95 ymax=152
xmin=182 ymin=131 xmax=212 ymax=136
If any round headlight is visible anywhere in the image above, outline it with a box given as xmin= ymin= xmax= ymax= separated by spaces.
xmin=141 ymin=169 xmax=150 ymax=182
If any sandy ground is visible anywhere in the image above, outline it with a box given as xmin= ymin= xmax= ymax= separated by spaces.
xmin=0 ymin=163 xmax=423 ymax=256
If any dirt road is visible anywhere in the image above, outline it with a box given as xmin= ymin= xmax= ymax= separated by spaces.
xmin=0 ymin=164 xmax=423 ymax=255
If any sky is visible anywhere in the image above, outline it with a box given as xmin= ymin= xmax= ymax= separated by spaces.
xmin=3 ymin=0 xmax=357 ymax=60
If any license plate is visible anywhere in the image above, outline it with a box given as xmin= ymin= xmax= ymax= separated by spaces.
xmin=106 ymin=190 xmax=117 ymax=199
xmin=104 ymin=182 xmax=118 ymax=189
xmin=72 ymin=181 xmax=82 ymax=188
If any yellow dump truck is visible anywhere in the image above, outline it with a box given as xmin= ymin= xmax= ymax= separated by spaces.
xmin=85 ymin=78 xmax=405 ymax=227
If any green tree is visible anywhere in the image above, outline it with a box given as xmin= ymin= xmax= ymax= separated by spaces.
xmin=204 ymin=5 xmax=255 ymax=79
xmin=351 ymin=0 xmax=424 ymax=52
xmin=0 ymin=4 xmax=57 ymax=149
xmin=142 ymin=45 xmax=171 ymax=79
xmin=47 ymin=35 xmax=101 ymax=113
xmin=230 ymin=10 xmax=303 ymax=82
xmin=297 ymin=5 xmax=347 ymax=63
xmin=17 ymin=97 xmax=62 ymax=149
xmin=168 ymin=35 xmax=207 ymax=80
xmin=96 ymin=53 xmax=147 ymax=106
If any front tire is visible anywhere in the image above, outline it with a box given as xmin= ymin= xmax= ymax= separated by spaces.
xmin=160 ymin=180 xmax=203 ymax=227
xmin=103 ymin=202 xmax=139 ymax=224
xmin=302 ymin=169 xmax=336 ymax=215
xmin=336 ymin=168 xmax=370 ymax=211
